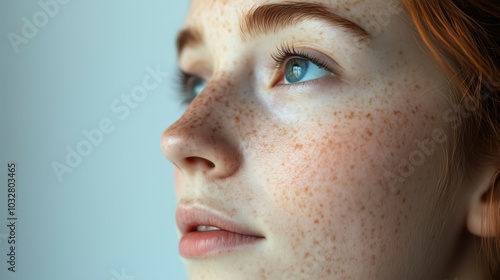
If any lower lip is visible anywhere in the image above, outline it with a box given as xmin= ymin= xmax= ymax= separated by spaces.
xmin=179 ymin=230 xmax=263 ymax=258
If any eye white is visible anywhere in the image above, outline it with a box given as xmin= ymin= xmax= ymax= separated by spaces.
xmin=190 ymin=78 xmax=207 ymax=98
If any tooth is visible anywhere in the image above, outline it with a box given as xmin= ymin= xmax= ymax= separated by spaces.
xmin=196 ymin=226 xmax=220 ymax=232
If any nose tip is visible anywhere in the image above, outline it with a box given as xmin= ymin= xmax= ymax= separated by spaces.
xmin=161 ymin=120 xmax=242 ymax=179
xmin=161 ymin=133 xmax=215 ymax=170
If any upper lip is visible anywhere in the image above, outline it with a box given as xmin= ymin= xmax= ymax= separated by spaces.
xmin=176 ymin=204 xmax=265 ymax=238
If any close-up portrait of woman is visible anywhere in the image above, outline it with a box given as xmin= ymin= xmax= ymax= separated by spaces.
xmin=162 ymin=0 xmax=500 ymax=279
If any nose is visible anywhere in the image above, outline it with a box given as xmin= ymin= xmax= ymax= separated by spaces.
xmin=161 ymin=86 xmax=242 ymax=180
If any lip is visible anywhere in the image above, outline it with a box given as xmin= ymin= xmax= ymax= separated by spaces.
xmin=176 ymin=205 xmax=265 ymax=258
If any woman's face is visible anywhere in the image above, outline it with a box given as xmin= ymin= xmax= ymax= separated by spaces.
xmin=162 ymin=0 xmax=474 ymax=279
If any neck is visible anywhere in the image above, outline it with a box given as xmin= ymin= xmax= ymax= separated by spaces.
xmin=446 ymin=233 xmax=491 ymax=280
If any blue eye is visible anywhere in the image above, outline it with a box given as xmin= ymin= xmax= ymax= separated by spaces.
xmin=284 ymin=58 xmax=331 ymax=84
xmin=189 ymin=77 xmax=207 ymax=99
xmin=176 ymin=70 xmax=207 ymax=105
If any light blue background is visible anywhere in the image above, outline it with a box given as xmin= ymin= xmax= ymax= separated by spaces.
xmin=0 ymin=1 xmax=190 ymax=279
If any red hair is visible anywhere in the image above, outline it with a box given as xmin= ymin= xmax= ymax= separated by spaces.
xmin=404 ymin=0 xmax=500 ymax=277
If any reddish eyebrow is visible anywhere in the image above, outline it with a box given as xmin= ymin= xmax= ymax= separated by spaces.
xmin=240 ymin=1 xmax=371 ymax=41
xmin=176 ymin=27 xmax=203 ymax=56
xmin=176 ymin=1 xmax=371 ymax=56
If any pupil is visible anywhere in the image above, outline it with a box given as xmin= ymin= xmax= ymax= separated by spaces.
xmin=285 ymin=58 xmax=308 ymax=83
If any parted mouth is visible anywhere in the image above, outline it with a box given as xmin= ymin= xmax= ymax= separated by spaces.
xmin=176 ymin=204 xmax=265 ymax=238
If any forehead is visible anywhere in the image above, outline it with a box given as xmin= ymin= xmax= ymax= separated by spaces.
xmin=179 ymin=0 xmax=394 ymax=58
xmin=180 ymin=0 xmax=403 ymax=44
xmin=186 ymin=0 xmax=376 ymax=17
xmin=184 ymin=0 xmax=380 ymax=31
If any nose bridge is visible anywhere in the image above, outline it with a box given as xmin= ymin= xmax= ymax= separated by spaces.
xmin=168 ymin=73 xmax=238 ymax=138
xmin=161 ymin=75 xmax=243 ymax=180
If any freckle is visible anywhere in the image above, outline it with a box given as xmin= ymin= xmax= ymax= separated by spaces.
xmin=314 ymin=219 xmax=319 ymax=224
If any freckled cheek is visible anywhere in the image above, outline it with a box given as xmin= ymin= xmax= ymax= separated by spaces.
xmin=261 ymin=136 xmax=406 ymax=270
xmin=261 ymin=130 xmax=367 ymax=224
xmin=265 ymin=125 xmax=389 ymax=197
xmin=261 ymin=113 xmax=423 ymax=221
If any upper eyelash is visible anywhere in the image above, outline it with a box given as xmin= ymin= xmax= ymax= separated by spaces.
xmin=174 ymin=69 xmax=189 ymax=94
xmin=174 ymin=69 xmax=196 ymax=105
xmin=270 ymin=42 xmax=335 ymax=74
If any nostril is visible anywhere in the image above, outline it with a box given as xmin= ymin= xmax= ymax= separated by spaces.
xmin=162 ymin=124 xmax=241 ymax=178
xmin=185 ymin=156 xmax=216 ymax=169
